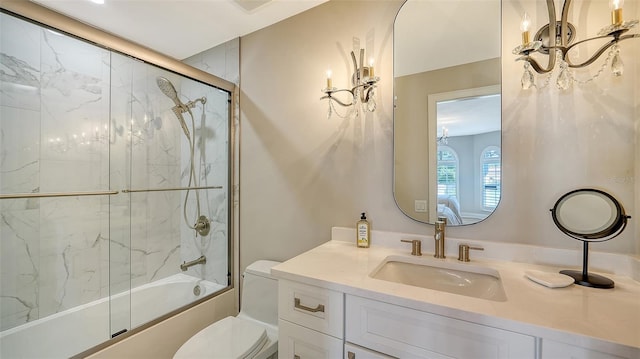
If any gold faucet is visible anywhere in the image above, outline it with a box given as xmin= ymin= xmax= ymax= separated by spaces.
xmin=434 ymin=219 xmax=446 ymax=258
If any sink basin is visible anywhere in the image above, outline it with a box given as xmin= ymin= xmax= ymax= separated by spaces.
xmin=370 ymin=255 xmax=507 ymax=302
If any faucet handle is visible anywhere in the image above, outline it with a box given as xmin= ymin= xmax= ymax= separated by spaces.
xmin=401 ymin=239 xmax=422 ymax=256
xmin=458 ymin=244 xmax=484 ymax=262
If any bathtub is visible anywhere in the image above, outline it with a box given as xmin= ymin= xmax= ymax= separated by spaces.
xmin=0 ymin=274 xmax=226 ymax=358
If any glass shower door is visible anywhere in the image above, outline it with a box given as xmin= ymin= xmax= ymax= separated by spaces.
xmin=107 ymin=52 xmax=232 ymax=333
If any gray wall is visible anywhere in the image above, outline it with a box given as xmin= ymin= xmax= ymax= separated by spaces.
xmin=238 ymin=0 xmax=639 ymax=272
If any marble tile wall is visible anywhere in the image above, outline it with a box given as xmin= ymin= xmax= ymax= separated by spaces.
xmin=183 ymin=38 xmax=240 ymax=85
xmin=1 ymin=13 xmax=112 ymax=330
xmin=0 ymin=13 xmax=231 ymax=332
xmin=182 ymin=38 xmax=238 ymax=286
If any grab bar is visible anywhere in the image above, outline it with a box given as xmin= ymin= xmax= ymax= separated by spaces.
xmin=0 ymin=190 xmax=119 ymax=200
xmin=122 ymin=185 xmax=222 ymax=193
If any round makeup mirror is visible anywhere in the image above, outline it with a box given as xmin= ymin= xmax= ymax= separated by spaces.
xmin=550 ymin=189 xmax=631 ymax=289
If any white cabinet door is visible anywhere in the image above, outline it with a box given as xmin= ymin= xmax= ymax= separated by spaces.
xmin=542 ymin=339 xmax=640 ymax=359
xmin=346 ymin=295 xmax=536 ymax=359
xmin=279 ymin=319 xmax=343 ymax=359
xmin=345 ymin=343 xmax=395 ymax=359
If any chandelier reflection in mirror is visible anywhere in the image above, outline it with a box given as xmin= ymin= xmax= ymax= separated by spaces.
xmin=321 ymin=48 xmax=379 ymax=119
xmin=437 ymin=126 xmax=449 ymax=145
xmin=513 ymin=0 xmax=638 ymax=90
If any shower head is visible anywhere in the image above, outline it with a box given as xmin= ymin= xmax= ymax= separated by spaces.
xmin=156 ymin=76 xmax=190 ymax=140
xmin=156 ymin=76 xmax=181 ymax=107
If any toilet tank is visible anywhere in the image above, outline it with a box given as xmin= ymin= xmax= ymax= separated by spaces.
xmin=239 ymin=260 xmax=280 ymax=327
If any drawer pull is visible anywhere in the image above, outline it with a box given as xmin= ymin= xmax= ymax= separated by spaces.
xmin=347 ymin=351 xmax=355 ymax=359
xmin=294 ymin=355 xmax=300 ymax=359
xmin=294 ymin=297 xmax=325 ymax=313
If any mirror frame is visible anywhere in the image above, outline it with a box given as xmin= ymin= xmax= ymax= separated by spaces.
xmin=551 ymin=188 xmax=630 ymax=242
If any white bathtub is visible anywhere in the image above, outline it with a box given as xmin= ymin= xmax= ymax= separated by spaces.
xmin=0 ymin=274 xmax=226 ymax=358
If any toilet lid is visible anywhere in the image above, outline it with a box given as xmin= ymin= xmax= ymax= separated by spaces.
xmin=174 ymin=316 xmax=268 ymax=359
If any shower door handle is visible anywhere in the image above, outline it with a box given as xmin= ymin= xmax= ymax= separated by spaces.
xmin=294 ymin=297 xmax=325 ymax=313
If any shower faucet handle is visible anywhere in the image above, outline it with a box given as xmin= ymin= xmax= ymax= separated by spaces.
xmin=194 ymin=215 xmax=210 ymax=236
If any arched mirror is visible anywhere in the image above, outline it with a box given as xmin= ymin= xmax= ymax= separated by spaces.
xmin=393 ymin=0 xmax=502 ymax=225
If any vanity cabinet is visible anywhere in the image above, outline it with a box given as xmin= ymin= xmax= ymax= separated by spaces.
xmin=344 ymin=343 xmax=394 ymax=359
xmin=541 ymin=339 xmax=636 ymax=359
xmin=276 ymin=279 xmax=637 ymax=359
xmin=277 ymin=279 xmax=344 ymax=358
xmin=345 ymin=295 xmax=536 ymax=359
xmin=279 ymin=319 xmax=343 ymax=358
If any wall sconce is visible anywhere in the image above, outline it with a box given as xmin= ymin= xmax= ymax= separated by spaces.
xmin=513 ymin=0 xmax=638 ymax=90
xmin=321 ymin=48 xmax=379 ymax=119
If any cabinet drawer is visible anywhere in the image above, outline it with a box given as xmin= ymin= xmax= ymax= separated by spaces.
xmin=279 ymin=280 xmax=344 ymax=338
xmin=345 ymin=343 xmax=395 ymax=359
xmin=346 ymin=295 xmax=536 ymax=359
xmin=542 ymin=339 xmax=639 ymax=359
xmin=279 ymin=319 xmax=343 ymax=359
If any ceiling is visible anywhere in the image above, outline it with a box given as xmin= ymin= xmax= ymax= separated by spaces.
xmin=28 ymin=0 xmax=501 ymax=138
xmin=32 ymin=0 xmax=328 ymax=60
xmin=438 ymin=94 xmax=501 ymax=138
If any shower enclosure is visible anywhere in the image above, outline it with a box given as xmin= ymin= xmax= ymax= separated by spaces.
xmin=0 ymin=8 xmax=233 ymax=358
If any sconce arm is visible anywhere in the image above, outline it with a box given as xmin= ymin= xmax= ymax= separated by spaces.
xmin=560 ymin=0 xmax=571 ymax=46
xmin=359 ymin=49 xmax=365 ymax=84
xmin=350 ymin=51 xmax=359 ymax=83
xmin=518 ymin=55 xmax=555 ymax=74
xmin=321 ymin=88 xmax=355 ymax=107
xmin=566 ymin=33 xmax=639 ymax=68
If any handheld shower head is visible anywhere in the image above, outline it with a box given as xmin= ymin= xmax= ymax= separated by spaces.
xmin=156 ymin=76 xmax=190 ymax=139
xmin=156 ymin=76 xmax=181 ymax=107
xmin=172 ymin=107 xmax=191 ymax=141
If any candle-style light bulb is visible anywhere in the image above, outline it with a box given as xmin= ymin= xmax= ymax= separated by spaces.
xmin=610 ymin=0 xmax=624 ymax=10
xmin=326 ymin=69 xmax=332 ymax=89
xmin=520 ymin=12 xmax=531 ymax=44
xmin=610 ymin=0 xmax=624 ymax=24
xmin=368 ymin=58 xmax=375 ymax=78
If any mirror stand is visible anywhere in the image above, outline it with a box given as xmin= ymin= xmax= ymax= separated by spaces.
xmin=559 ymin=242 xmax=614 ymax=289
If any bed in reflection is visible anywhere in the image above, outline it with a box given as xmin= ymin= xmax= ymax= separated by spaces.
xmin=437 ymin=195 xmax=463 ymax=225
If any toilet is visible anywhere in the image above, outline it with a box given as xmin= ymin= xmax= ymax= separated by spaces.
xmin=174 ymin=260 xmax=281 ymax=359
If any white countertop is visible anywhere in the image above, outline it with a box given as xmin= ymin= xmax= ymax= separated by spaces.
xmin=271 ymin=229 xmax=640 ymax=351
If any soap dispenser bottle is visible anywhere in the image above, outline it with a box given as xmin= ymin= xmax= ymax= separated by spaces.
xmin=356 ymin=212 xmax=371 ymax=248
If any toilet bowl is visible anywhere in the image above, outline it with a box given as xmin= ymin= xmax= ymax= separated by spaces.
xmin=174 ymin=260 xmax=280 ymax=359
